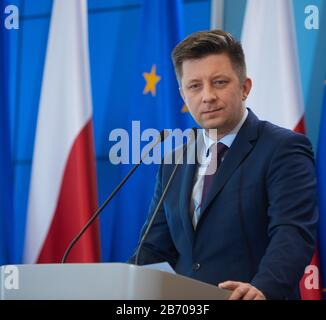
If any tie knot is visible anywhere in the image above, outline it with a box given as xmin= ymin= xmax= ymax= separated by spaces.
xmin=210 ymin=142 xmax=228 ymax=159
xmin=203 ymin=142 xmax=228 ymax=176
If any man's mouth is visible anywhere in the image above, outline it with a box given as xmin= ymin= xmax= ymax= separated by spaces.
xmin=202 ymin=107 xmax=223 ymax=115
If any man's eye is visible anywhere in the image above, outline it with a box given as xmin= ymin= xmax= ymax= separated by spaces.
xmin=189 ymin=84 xmax=201 ymax=90
xmin=213 ymin=80 xmax=228 ymax=86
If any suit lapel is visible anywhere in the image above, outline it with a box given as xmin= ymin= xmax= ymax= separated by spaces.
xmin=198 ymin=110 xmax=260 ymax=225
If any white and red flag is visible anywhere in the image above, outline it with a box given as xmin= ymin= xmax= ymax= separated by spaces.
xmin=24 ymin=0 xmax=100 ymax=263
xmin=241 ymin=0 xmax=321 ymax=299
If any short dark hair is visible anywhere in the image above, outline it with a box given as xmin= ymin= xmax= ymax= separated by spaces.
xmin=172 ymin=30 xmax=246 ymax=84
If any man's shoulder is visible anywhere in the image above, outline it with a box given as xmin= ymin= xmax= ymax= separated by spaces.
xmin=258 ymin=119 xmax=310 ymax=145
xmin=246 ymin=109 xmax=310 ymax=146
xmin=253 ymin=119 xmax=315 ymax=164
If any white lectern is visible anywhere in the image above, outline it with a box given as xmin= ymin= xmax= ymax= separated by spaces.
xmin=0 ymin=263 xmax=231 ymax=300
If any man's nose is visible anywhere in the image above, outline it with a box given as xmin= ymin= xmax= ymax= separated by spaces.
xmin=202 ymin=84 xmax=217 ymax=103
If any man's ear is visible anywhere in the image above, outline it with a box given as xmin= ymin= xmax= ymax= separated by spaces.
xmin=242 ymin=77 xmax=252 ymax=100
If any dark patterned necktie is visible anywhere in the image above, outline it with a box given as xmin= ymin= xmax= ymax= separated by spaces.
xmin=200 ymin=142 xmax=228 ymax=209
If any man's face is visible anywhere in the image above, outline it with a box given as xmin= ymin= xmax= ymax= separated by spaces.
xmin=180 ymin=53 xmax=252 ymax=136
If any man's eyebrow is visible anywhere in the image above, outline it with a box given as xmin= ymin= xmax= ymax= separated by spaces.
xmin=185 ymin=78 xmax=202 ymax=84
xmin=211 ymin=73 xmax=230 ymax=78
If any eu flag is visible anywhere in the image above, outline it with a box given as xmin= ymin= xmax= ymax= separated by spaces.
xmin=317 ymin=77 xmax=326 ymax=299
xmin=106 ymin=0 xmax=194 ymax=261
xmin=0 ymin=2 xmax=13 ymax=265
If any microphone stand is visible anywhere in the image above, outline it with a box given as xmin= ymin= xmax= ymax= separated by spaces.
xmin=134 ymin=130 xmax=196 ymax=265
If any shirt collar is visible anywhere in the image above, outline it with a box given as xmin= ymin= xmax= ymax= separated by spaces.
xmin=202 ymin=108 xmax=248 ymax=155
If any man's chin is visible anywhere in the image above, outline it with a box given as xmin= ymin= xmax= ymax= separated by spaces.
xmin=201 ymin=120 xmax=224 ymax=130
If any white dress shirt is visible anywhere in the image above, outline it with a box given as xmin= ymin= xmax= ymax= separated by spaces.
xmin=190 ymin=108 xmax=248 ymax=228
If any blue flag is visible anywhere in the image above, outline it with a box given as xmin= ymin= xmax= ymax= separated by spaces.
xmin=317 ymin=77 xmax=326 ymax=298
xmin=106 ymin=0 xmax=194 ymax=261
xmin=0 ymin=3 xmax=13 ymax=265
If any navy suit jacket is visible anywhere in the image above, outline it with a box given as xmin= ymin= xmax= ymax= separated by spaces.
xmin=129 ymin=109 xmax=318 ymax=300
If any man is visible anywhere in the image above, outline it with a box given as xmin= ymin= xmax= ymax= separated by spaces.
xmin=129 ymin=30 xmax=318 ymax=300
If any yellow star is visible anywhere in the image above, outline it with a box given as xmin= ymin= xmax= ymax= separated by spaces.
xmin=181 ymin=104 xmax=189 ymax=113
xmin=143 ymin=65 xmax=161 ymax=96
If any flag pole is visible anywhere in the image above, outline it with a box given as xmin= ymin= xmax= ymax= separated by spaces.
xmin=210 ymin=0 xmax=224 ymax=30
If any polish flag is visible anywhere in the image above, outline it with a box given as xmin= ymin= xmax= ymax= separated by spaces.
xmin=23 ymin=0 xmax=100 ymax=264
xmin=241 ymin=0 xmax=321 ymax=299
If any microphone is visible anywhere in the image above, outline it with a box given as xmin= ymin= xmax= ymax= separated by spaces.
xmin=134 ymin=128 xmax=196 ymax=265
xmin=61 ymin=129 xmax=170 ymax=263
